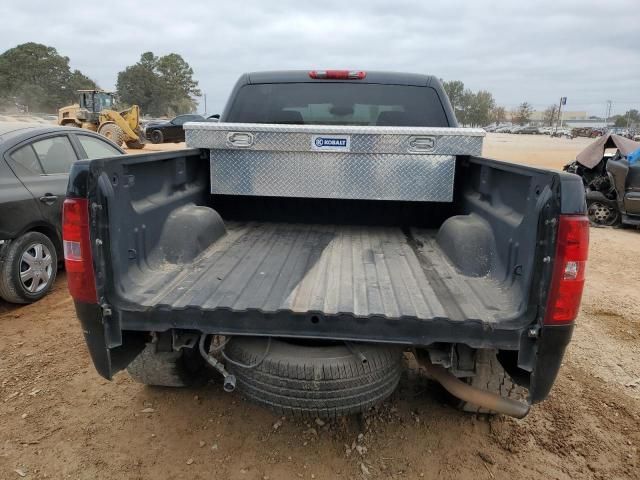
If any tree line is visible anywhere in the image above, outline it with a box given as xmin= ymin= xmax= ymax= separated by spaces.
xmin=444 ymin=80 xmax=639 ymax=129
xmin=442 ymin=80 xmax=534 ymax=127
xmin=2 ymin=44 xmax=636 ymax=126
xmin=612 ymin=109 xmax=639 ymax=128
xmin=0 ymin=43 xmax=201 ymax=116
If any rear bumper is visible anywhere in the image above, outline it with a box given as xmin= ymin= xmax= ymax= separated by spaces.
xmin=116 ymin=306 xmax=528 ymax=348
xmin=74 ymin=301 xmax=573 ymax=404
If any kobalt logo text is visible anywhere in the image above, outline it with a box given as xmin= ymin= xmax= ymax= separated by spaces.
xmin=315 ymin=137 xmax=348 ymax=147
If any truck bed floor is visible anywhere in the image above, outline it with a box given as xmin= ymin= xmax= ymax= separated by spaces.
xmin=135 ymin=222 xmax=516 ymax=322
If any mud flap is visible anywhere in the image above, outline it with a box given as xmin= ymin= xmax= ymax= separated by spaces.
xmin=74 ymin=302 xmax=145 ymax=379
xmin=528 ymin=324 xmax=574 ymax=403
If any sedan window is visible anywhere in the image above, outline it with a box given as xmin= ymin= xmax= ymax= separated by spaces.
xmin=172 ymin=114 xmax=203 ymax=125
xmin=10 ymin=144 xmax=43 ymax=174
xmin=77 ymin=134 xmax=121 ymax=159
xmin=31 ymin=136 xmax=78 ymax=174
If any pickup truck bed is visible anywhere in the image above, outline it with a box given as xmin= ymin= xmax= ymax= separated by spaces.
xmin=89 ymin=144 xmax=571 ymax=352
xmin=65 ymin=71 xmax=588 ymax=414
xmin=128 ymin=222 xmax=513 ymax=321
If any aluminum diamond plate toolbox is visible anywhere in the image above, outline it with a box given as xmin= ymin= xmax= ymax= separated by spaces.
xmin=185 ymin=122 xmax=485 ymax=202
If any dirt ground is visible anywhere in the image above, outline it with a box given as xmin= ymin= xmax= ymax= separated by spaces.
xmin=1 ymin=133 xmax=639 ymax=479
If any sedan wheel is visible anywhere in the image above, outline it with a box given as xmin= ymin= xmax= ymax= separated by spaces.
xmin=0 ymin=232 xmax=58 ymax=304
xmin=150 ymin=130 xmax=164 ymax=144
xmin=20 ymin=243 xmax=54 ymax=293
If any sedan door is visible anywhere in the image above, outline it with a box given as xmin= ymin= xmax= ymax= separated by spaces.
xmin=168 ymin=115 xmax=201 ymax=142
xmin=5 ymin=134 xmax=79 ymax=235
xmin=165 ymin=117 xmax=184 ymax=142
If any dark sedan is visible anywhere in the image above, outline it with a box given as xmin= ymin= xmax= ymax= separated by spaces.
xmin=0 ymin=123 xmax=124 ymax=303
xmin=143 ymin=114 xmax=206 ymax=144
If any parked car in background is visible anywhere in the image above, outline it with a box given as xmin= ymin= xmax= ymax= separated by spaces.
xmin=516 ymin=126 xmax=540 ymax=135
xmin=551 ymin=128 xmax=574 ymax=139
xmin=0 ymin=123 xmax=124 ymax=303
xmin=539 ymin=126 xmax=553 ymax=135
xmin=143 ymin=114 xmax=207 ymax=144
xmin=494 ymin=126 xmax=513 ymax=133
xmin=573 ymin=127 xmax=605 ymax=138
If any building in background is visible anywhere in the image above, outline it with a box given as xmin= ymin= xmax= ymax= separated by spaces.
xmin=525 ymin=110 xmax=615 ymax=128
xmin=529 ymin=110 xmax=587 ymax=126
xmin=562 ymin=118 xmax=614 ymax=129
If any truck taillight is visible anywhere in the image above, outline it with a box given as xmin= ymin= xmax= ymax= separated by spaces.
xmin=62 ymin=198 xmax=98 ymax=304
xmin=544 ymin=215 xmax=589 ymax=325
xmin=309 ymin=70 xmax=366 ymax=80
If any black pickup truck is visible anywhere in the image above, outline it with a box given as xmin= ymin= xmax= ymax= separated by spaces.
xmin=64 ymin=71 xmax=588 ymax=419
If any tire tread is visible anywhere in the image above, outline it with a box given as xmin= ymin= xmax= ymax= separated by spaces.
xmin=459 ymin=349 xmax=527 ymax=414
xmin=226 ymin=338 xmax=402 ymax=419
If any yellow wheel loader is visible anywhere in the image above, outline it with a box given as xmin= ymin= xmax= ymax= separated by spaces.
xmin=57 ymin=90 xmax=145 ymax=149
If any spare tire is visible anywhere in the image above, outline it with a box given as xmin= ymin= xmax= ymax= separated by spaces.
xmin=225 ymin=337 xmax=403 ymax=419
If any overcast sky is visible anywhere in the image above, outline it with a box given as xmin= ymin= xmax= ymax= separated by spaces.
xmin=2 ymin=0 xmax=638 ymax=116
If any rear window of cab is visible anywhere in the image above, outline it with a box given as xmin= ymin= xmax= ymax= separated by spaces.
xmin=226 ymin=83 xmax=449 ymax=127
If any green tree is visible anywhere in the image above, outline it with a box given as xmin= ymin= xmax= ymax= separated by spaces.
xmin=614 ymin=109 xmax=640 ymax=128
xmin=68 ymin=69 xmax=98 ymax=93
xmin=0 ymin=42 xmax=97 ymax=112
xmin=514 ymin=102 xmax=533 ymax=125
xmin=442 ymin=80 xmax=465 ymax=111
xmin=441 ymin=79 xmax=502 ymax=127
xmin=117 ymin=52 xmax=201 ymax=116
xmin=466 ymin=90 xmax=495 ymax=127
xmin=117 ymin=53 xmax=163 ymax=114
xmin=157 ymin=53 xmax=201 ymax=113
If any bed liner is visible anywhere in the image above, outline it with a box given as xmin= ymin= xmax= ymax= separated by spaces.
xmin=129 ymin=222 xmax=517 ymax=323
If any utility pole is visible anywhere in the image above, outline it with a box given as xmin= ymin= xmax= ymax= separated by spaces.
xmin=605 ymin=100 xmax=612 ymax=129
xmin=204 ymin=93 xmax=207 ymax=116
xmin=555 ymin=96 xmax=567 ymax=133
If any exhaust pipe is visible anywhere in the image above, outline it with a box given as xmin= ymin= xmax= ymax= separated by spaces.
xmin=345 ymin=341 xmax=368 ymax=364
xmin=416 ymin=351 xmax=530 ymax=419
xmin=223 ymin=374 xmax=237 ymax=393
xmin=199 ymin=335 xmax=236 ymax=392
